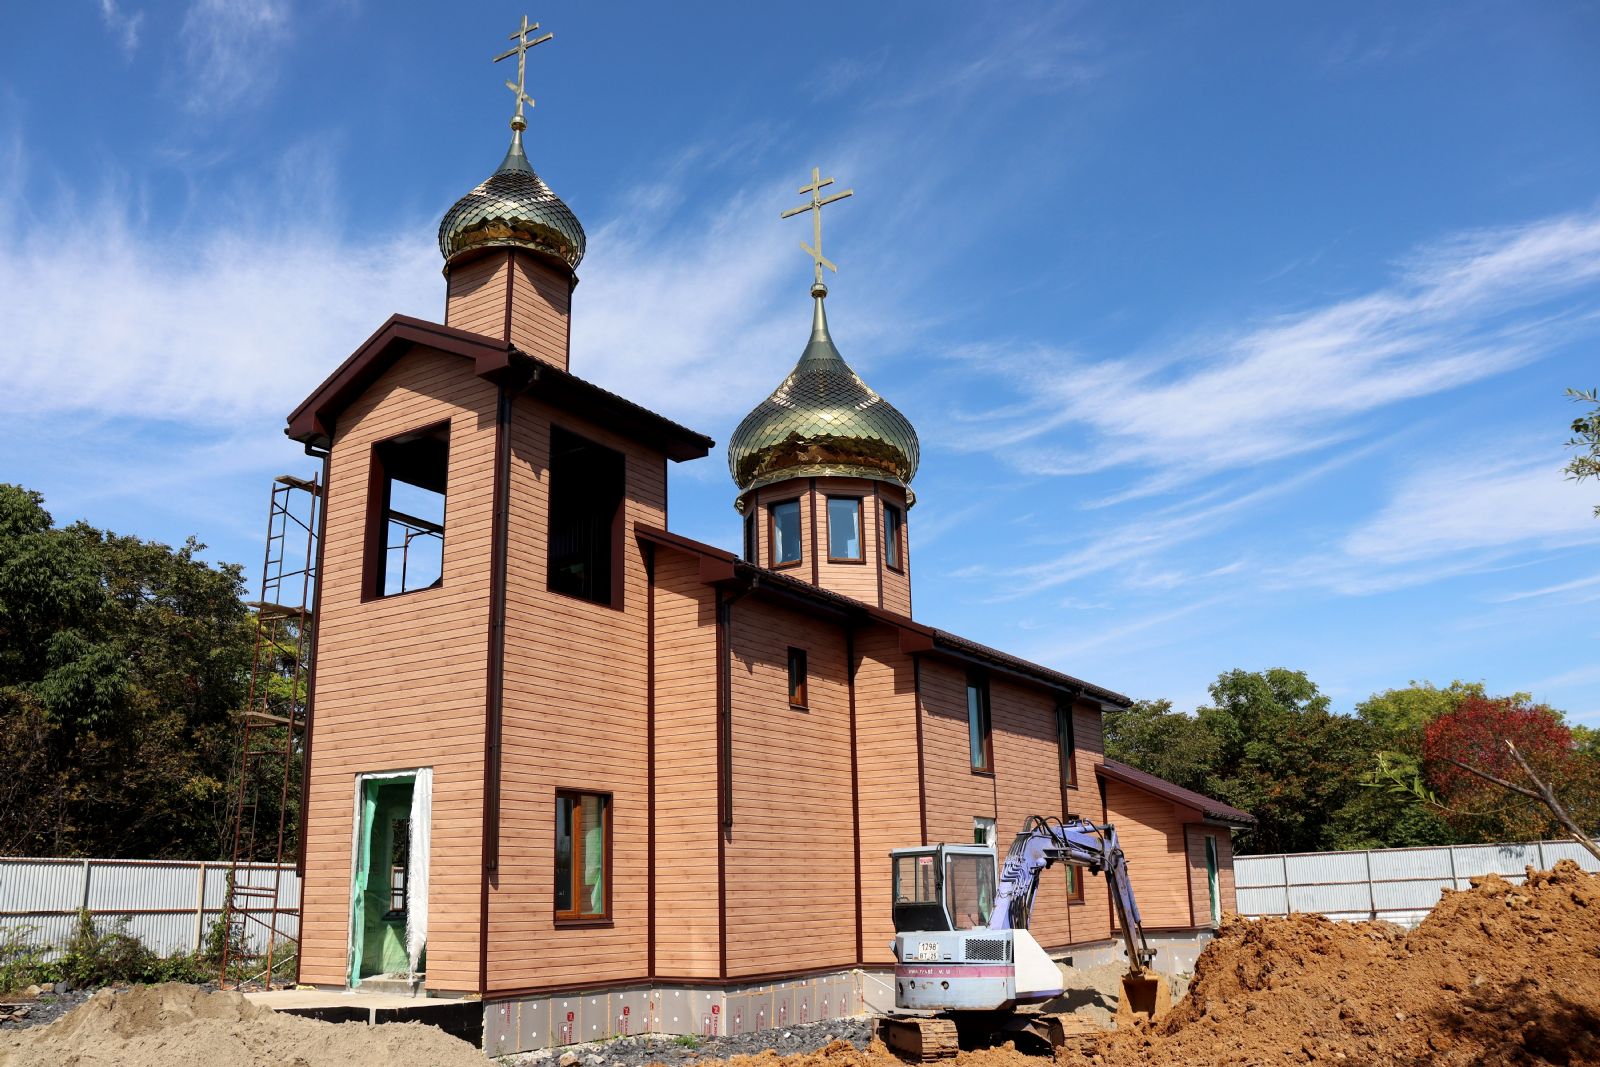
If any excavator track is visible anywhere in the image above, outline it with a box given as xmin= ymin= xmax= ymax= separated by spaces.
xmin=878 ymin=1015 xmax=960 ymax=1061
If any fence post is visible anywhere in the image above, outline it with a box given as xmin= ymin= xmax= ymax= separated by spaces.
xmin=78 ymin=858 xmax=92 ymax=914
xmin=1536 ymin=840 xmax=1546 ymax=872
xmin=1446 ymin=845 xmax=1459 ymax=894
xmin=194 ymin=863 xmax=209 ymax=952
xmin=1281 ymin=854 xmax=1291 ymax=915
xmin=1364 ymin=851 xmax=1376 ymax=919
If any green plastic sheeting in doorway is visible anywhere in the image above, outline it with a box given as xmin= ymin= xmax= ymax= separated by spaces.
xmin=349 ymin=776 xmax=416 ymax=985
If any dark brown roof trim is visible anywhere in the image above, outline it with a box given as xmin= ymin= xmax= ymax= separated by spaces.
xmin=1096 ymin=758 xmax=1256 ymax=827
xmin=635 ymin=525 xmax=1131 ymax=708
xmin=285 ymin=313 xmax=713 ymax=461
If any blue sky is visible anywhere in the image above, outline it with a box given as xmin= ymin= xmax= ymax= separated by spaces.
xmin=3 ymin=2 xmax=1598 ymax=723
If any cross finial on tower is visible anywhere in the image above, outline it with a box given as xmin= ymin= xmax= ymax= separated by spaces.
xmin=493 ymin=15 xmax=553 ymax=131
xmin=781 ymin=166 xmax=853 ymax=297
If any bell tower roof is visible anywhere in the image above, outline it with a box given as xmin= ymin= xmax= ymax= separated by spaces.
xmin=437 ymin=15 xmax=585 ymax=272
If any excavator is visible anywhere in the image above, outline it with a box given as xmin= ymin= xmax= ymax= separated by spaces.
xmin=878 ymin=815 xmax=1172 ymax=1060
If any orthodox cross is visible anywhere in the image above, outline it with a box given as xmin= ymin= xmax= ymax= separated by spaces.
xmin=494 ymin=15 xmax=553 ymax=129
xmin=781 ymin=167 xmax=854 ymax=290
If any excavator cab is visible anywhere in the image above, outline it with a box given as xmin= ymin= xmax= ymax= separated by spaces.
xmin=891 ymin=845 xmax=996 ymax=934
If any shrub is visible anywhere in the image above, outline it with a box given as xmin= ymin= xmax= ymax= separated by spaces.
xmin=0 ymin=926 xmax=58 ymax=993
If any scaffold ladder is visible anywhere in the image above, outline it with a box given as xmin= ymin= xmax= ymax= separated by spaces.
xmin=220 ymin=473 xmax=320 ymax=988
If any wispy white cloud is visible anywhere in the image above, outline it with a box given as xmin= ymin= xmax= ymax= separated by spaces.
xmin=99 ymin=0 xmax=145 ymax=57
xmin=180 ymin=0 xmax=292 ymax=113
xmin=1491 ymin=571 xmax=1600 ymax=603
xmin=947 ymin=211 xmax=1600 ymax=498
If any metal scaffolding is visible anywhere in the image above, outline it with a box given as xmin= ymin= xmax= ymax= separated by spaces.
xmin=220 ymin=473 xmax=320 ymax=988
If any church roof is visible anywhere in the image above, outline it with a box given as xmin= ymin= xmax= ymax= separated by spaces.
xmin=285 ymin=314 xmax=712 ymax=461
xmin=727 ymin=294 xmax=919 ymax=504
xmin=636 ymin=525 xmax=1130 ymax=708
xmin=438 ymin=132 xmax=586 ymax=271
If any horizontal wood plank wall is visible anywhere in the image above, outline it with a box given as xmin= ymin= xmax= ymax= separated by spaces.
xmin=299 ymin=348 xmax=495 ymax=991
xmin=651 ymin=550 xmax=720 ymax=977
xmin=1102 ymin=778 xmax=1190 ymax=929
xmin=811 ymin=477 xmax=881 ymax=606
xmin=990 ymin=678 xmax=1071 ymax=950
xmin=917 ymin=659 xmax=997 ymax=847
xmin=724 ymin=599 xmax=856 ymax=976
xmin=1217 ymin=830 xmax=1236 ymax=915
xmin=853 ymin=626 xmax=922 ymax=965
xmin=1067 ymin=703 xmax=1111 ymax=947
xmin=508 ymin=256 xmax=571 ymax=370
xmin=878 ymin=484 xmax=911 ymax=616
xmin=445 ymin=254 xmax=511 ymax=340
xmin=487 ymin=394 xmax=667 ymax=992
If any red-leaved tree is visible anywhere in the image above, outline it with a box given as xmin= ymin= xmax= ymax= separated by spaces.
xmin=1422 ymin=696 xmax=1600 ymax=859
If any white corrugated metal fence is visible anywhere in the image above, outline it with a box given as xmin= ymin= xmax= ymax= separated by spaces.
xmin=1235 ymin=838 xmax=1599 ymax=928
xmin=0 ymin=857 xmax=299 ymax=957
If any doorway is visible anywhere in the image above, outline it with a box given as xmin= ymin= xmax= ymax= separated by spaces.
xmin=349 ymin=769 xmax=431 ymax=986
xmin=1205 ymin=835 xmax=1221 ymax=926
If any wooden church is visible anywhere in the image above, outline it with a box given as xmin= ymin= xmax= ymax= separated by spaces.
xmin=281 ymin=20 xmax=1253 ymax=1054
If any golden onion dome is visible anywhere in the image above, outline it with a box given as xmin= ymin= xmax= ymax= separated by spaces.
xmin=729 ymin=291 xmax=920 ymax=507
xmin=438 ymin=128 xmax=585 ymax=271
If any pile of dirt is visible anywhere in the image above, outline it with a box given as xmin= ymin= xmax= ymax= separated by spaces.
xmin=0 ymin=983 xmax=489 ymax=1067
xmin=1062 ymin=859 xmax=1600 ymax=1066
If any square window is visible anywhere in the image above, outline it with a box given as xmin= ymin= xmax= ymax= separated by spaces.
xmin=883 ymin=503 xmax=904 ymax=571
xmin=769 ymin=499 xmax=802 ymax=566
xmin=827 ymin=496 xmax=862 ymax=561
xmin=967 ymin=675 xmax=992 ymax=773
xmin=555 ymin=791 xmax=610 ymax=921
xmin=367 ymin=424 xmax=449 ymax=598
xmin=973 ymin=816 xmax=996 ymax=848
xmin=549 ymin=428 xmax=625 ymax=606
xmin=787 ymin=647 xmax=808 ymax=706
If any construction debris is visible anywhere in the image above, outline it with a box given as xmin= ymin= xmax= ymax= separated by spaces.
xmin=0 ymin=983 xmax=486 ymax=1067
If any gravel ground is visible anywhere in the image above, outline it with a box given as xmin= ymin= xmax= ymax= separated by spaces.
xmin=0 ymin=986 xmax=98 ymax=1031
xmin=500 ymin=1017 xmax=876 ymax=1067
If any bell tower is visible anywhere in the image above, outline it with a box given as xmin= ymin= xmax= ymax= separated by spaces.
xmin=438 ymin=16 xmax=583 ymax=371
xmin=727 ymin=168 xmax=920 ymax=614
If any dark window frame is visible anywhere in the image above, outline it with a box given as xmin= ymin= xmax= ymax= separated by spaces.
xmin=787 ymin=647 xmax=808 ymax=708
xmin=768 ymin=497 xmax=804 ymax=569
xmin=363 ymin=421 xmax=450 ymax=602
xmin=547 ymin=426 xmax=626 ymax=610
xmin=743 ymin=512 xmax=757 ymax=563
xmin=1066 ymin=863 xmax=1084 ymax=904
xmin=825 ymin=494 xmax=866 ymax=564
xmin=883 ymin=501 xmax=905 ymax=572
xmin=967 ymin=673 xmax=993 ymax=774
xmin=554 ymin=789 xmax=613 ymax=925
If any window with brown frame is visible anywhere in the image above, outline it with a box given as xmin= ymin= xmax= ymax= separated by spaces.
xmin=967 ymin=674 xmax=992 ymax=773
xmin=366 ymin=423 xmax=449 ymax=598
xmin=826 ymin=496 xmax=863 ymax=561
xmin=769 ymin=498 xmax=802 ymax=567
xmin=883 ymin=502 xmax=904 ymax=571
xmin=743 ymin=513 xmax=757 ymax=563
xmin=1057 ymin=704 xmax=1077 ymax=789
xmin=1066 ymin=864 xmax=1083 ymax=903
xmin=788 ymin=647 xmax=808 ymax=707
xmin=554 ymin=791 xmax=610 ymax=922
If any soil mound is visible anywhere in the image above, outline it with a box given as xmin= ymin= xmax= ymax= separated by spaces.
xmin=0 ymin=983 xmax=489 ymax=1067
xmin=1062 ymin=859 xmax=1600 ymax=1066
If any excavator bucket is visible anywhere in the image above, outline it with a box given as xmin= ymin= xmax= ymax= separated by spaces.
xmin=1116 ymin=971 xmax=1172 ymax=1024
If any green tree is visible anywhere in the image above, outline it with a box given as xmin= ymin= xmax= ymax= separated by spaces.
xmin=0 ymin=484 xmax=256 ymax=858
xmin=1103 ymin=698 xmax=1219 ymax=794
xmin=1565 ymin=386 xmax=1600 ymax=516
xmin=1196 ymin=669 xmax=1373 ymax=855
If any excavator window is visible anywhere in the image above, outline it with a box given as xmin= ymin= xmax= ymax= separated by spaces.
xmin=892 ymin=851 xmax=949 ymax=933
xmin=945 ymin=852 xmax=995 ymax=930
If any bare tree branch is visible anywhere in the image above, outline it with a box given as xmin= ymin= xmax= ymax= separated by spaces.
xmin=1440 ymin=756 xmax=1543 ymax=801
xmin=1504 ymin=740 xmax=1600 ymax=864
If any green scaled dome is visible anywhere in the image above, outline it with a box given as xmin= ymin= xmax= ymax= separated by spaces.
xmin=438 ymin=131 xmax=586 ymax=271
xmin=728 ymin=294 xmax=919 ymax=504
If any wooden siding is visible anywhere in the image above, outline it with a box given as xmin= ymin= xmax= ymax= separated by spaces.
xmin=877 ymin=484 xmax=911 ymax=616
xmin=1185 ymin=826 xmax=1237 ymax=926
xmin=650 ymin=550 xmax=720 ymax=977
xmin=485 ymin=391 xmax=668 ymax=993
xmin=445 ymin=253 xmax=511 ymax=340
xmin=853 ymin=625 xmax=922 ymax=965
xmin=1066 ymin=703 xmax=1111 ymax=947
xmin=508 ymin=256 xmax=571 ymax=370
xmin=723 ymin=597 xmax=857 ymax=977
xmin=748 ymin=478 xmax=909 ymax=612
xmin=991 ymin=678 xmax=1072 ymax=950
xmin=299 ymin=347 xmax=496 ymax=992
xmin=917 ymin=657 xmax=999 ymax=850
xmin=1102 ymin=778 xmax=1192 ymax=930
